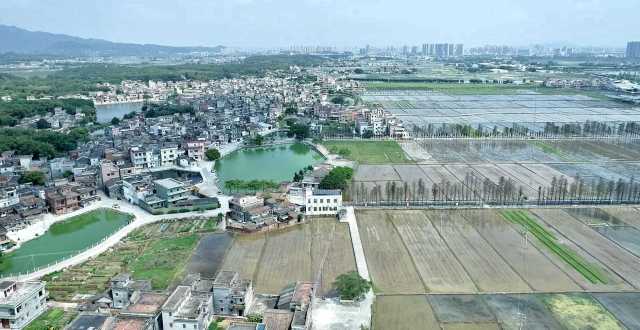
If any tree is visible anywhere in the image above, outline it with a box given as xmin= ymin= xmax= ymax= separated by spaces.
xmin=253 ymin=134 xmax=264 ymax=146
xmin=35 ymin=118 xmax=51 ymax=129
xmin=205 ymin=148 xmax=221 ymax=161
xmin=333 ymin=271 xmax=371 ymax=301
xmin=319 ymin=167 xmax=354 ymax=190
xmin=246 ymin=314 xmax=263 ymax=323
xmin=20 ymin=171 xmax=46 ymax=186
xmin=110 ymin=117 xmax=121 ymax=126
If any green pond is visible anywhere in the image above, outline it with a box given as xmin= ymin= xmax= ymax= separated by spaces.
xmin=0 ymin=209 xmax=132 ymax=276
xmin=214 ymin=143 xmax=324 ymax=190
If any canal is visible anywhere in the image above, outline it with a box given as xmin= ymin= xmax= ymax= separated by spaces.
xmin=0 ymin=209 xmax=133 ymax=276
xmin=214 ymin=142 xmax=324 ymax=191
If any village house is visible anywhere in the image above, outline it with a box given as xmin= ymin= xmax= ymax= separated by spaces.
xmin=161 ymin=285 xmax=212 ymax=330
xmin=212 ymin=271 xmax=253 ymax=317
xmin=0 ymin=281 xmax=47 ymax=330
xmin=110 ymin=274 xmax=152 ymax=309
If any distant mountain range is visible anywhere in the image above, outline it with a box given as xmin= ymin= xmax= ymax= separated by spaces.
xmin=0 ymin=25 xmax=224 ymax=57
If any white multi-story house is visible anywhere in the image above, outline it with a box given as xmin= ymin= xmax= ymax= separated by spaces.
xmin=162 ymin=286 xmax=212 ymax=330
xmin=302 ymin=188 xmax=342 ymax=216
xmin=129 ymin=147 xmax=159 ymax=169
xmin=160 ymin=145 xmax=179 ymax=167
xmin=0 ymin=188 xmax=19 ymax=209
xmin=0 ymin=281 xmax=47 ymax=330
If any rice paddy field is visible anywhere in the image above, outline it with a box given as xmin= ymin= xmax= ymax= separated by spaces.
xmin=358 ymin=208 xmax=640 ymax=295
xmin=350 ymin=139 xmax=640 ymax=202
xmin=364 ymin=208 xmax=640 ymax=329
xmin=362 ymin=90 xmax=640 ymax=133
xmin=373 ymin=293 xmax=631 ymax=330
xmin=219 ymin=217 xmax=356 ymax=296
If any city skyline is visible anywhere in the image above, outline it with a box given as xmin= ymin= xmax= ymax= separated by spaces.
xmin=0 ymin=0 xmax=638 ymax=49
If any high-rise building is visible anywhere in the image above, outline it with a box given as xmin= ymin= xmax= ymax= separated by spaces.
xmin=455 ymin=44 xmax=464 ymax=56
xmin=627 ymin=42 xmax=640 ymax=58
xmin=448 ymin=44 xmax=454 ymax=57
xmin=422 ymin=43 xmax=427 ymax=55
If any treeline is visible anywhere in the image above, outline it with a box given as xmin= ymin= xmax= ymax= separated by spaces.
xmin=0 ymin=99 xmax=95 ymax=127
xmin=224 ymin=179 xmax=279 ymax=192
xmin=0 ymin=55 xmax=326 ymax=99
xmin=0 ymin=127 xmax=89 ymax=159
xmin=142 ymin=103 xmax=194 ymax=118
xmin=410 ymin=121 xmax=640 ymax=139
xmin=348 ymin=172 xmax=640 ymax=207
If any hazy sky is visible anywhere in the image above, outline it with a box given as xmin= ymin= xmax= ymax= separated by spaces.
xmin=0 ymin=0 xmax=637 ymax=48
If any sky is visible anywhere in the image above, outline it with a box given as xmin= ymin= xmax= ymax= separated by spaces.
xmin=0 ymin=0 xmax=637 ymax=48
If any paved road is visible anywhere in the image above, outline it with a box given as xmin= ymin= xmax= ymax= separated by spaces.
xmin=311 ymin=207 xmax=373 ymax=330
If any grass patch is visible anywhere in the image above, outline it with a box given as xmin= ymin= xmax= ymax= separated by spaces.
xmin=128 ymin=234 xmax=199 ymax=289
xmin=322 ymin=140 xmax=412 ymax=164
xmin=530 ymin=141 xmax=572 ymax=161
xmin=542 ymin=293 xmax=624 ymax=330
xmin=24 ymin=308 xmax=76 ymax=330
xmin=501 ymin=210 xmax=607 ymax=284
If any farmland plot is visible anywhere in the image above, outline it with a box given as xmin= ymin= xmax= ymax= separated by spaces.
xmin=496 ymin=163 xmax=549 ymax=189
xmin=594 ymin=292 xmax=640 ymax=329
xmin=392 ymin=164 xmax=432 ymax=184
xmin=565 ymin=208 xmax=640 ymax=257
xmin=372 ymin=295 xmax=440 ymax=330
xmin=389 ymin=210 xmax=476 ymax=293
xmin=357 ymin=210 xmax=425 ymax=294
xmin=471 ymin=164 xmax=537 ymax=197
xmin=602 ymin=207 xmax=640 ymax=229
xmin=483 ymin=294 xmax=564 ymax=330
xmin=533 ymin=209 xmax=640 ymax=289
xmin=521 ymin=164 xmax=575 ymax=186
xmin=354 ymin=164 xmax=400 ymax=182
xmin=542 ymin=293 xmax=625 ymax=330
xmin=186 ymin=233 xmax=233 ymax=278
xmin=257 ymin=231 xmax=308 ymax=291
xmin=462 ymin=210 xmax=580 ymax=292
xmin=502 ymin=210 xmax=630 ymax=291
xmin=220 ymin=233 xmax=266 ymax=281
xmin=427 ymin=211 xmax=531 ymax=292
xmin=419 ymin=165 xmax=464 ymax=187
xmin=310 ymin=219 xmax=357 ymax=296
xmin=428 ymin=295 xmax=497 ymax=324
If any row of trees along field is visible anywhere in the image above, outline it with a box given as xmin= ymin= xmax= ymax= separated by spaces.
xmin=346 ymin=173 xmax=640 ymax=206
xmin=408 ymin=121 xmax=640 ymax=139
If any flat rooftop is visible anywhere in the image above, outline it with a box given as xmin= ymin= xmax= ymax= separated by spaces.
xmin=124 ymin=292 xmax=168 ymax=315
xmin=154 ymin=178 xmax=184 ymax=190
xmin=163 ymin=286 xmax=190 ymax=312
xmin=113 ymin=317 xmax=148 ymax=330
xmin=66 ymin=313 xmax=110 ymax=330
xmin=0 ymin=282 xmax=43 ymax=306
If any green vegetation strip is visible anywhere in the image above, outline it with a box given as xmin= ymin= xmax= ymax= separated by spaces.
xmin=129 ymin=234 xmax=199 ymax=289
xmin=321 ymin=140 xmax=412 ymax=164
xmin=500 ymin=210 xmax=607 ymax=284
xmin=24 ymin=308 xmax=76 ymax=330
